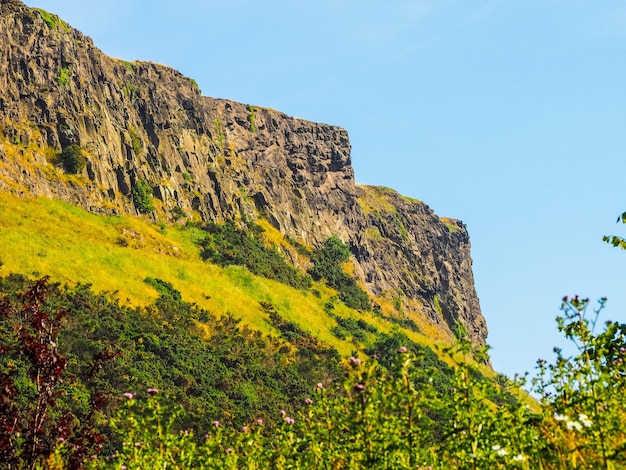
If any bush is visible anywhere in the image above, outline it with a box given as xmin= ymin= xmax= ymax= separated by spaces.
xmin=99 ymin=302 xmax=626 ymax=469
xmin=60 ymin=144 xmax=85 ymax=174
xmin=131 ymin=179 xmax=155 ymax=213
xmin=308 ymin=236 xmax=371 ymax=311
xmin=56 ymin=67 xmax=71 ymax=87
xmin=0 ymin=277 xmax=111 ymax=468
xmin=199 ymin=221 xmax=312 ymax=290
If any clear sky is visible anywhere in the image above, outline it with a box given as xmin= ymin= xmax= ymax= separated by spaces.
xmin=25 ymin=0 xmax=626 ymax=380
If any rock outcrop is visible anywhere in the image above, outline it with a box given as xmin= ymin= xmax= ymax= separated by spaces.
xmin=0 ymin=0 xmax=487 ymax=345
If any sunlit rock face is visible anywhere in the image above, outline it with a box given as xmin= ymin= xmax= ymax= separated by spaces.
xmin=0 ymin=0 xmax=487 ymax=346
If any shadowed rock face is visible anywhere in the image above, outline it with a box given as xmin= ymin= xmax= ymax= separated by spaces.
xmin=0 ymin=0 xmax=487 ymax=346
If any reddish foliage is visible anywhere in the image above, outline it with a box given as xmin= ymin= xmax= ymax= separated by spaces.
xmin=0 ymin=277 xmax=114 ymax=469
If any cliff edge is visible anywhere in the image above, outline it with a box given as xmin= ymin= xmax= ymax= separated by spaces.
xmin=0 ymin=0 xmax=487 ymax=345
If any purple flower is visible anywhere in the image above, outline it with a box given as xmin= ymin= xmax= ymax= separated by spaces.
xmin=354 ymin=383 xmax=365 ymax=391
xmin=316 ymin=382 xmax=324 ymax=389
xmin=256 ymin=418 xmax=264 ymax=426
xmin=213 ymin=420 xmax=221 ymax=428
xmin=123 ymin=392 xmax=135 ymax=399
xmin=147 ymin=388 xmax=159 ymax=394
xmin=241 ymin=425 xmax=249 ymax=433
xmin=349 ymin=356 xmax=362 ymax=366
xmin=304 ymin=398 xmax=313 ymax=405
xmin=280 ymin=409 xmax=287 ymax=417
xmin=284 ymin=416 xmax=295 ymax=425
xmin=204 ymin=434 xmax=210 ymax=439
xmin=398 ymin=346 xmax=408 ymax=353
xmin=225 ymin=448 xmax=233 ymax=454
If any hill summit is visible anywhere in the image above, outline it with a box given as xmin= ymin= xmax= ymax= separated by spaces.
xmin=0 ymin=0 xmax=487 ymax=345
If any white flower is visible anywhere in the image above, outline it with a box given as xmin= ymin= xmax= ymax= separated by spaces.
xmin=566 ymin=420 xmax=583 ymax=432
xmin=492 ymin=445 xmax=507 ymax=457
xmin=513 ymin=454 xmax=526 ymax=462
xmin=578 ymin=413 xmax=592 ymax=428
xmin=554 ymin=413 xmax=568 ymax=422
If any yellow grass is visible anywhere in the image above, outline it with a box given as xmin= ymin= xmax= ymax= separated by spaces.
xmin=0 ymin=192 xmax=461 ymax=362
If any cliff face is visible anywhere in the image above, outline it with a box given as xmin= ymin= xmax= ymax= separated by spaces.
xmin=0 ymin=0 xmax=487 ymax=345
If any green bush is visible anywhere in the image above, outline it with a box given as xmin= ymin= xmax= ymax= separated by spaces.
xmin=131 ymin=179 xmax=155 ymax=213
xmin=308 ymin=236 xmax=371 ymax=311
xmin=0 ymin=275 xmax=347 ymax=453
xmin=246 ymin=104 xmax=256 ymax=132
xmin=99 ymin=301 xmax=626 ymax=469
xmin=128 ymin=127 xmax=142 ymax=155
xmin=60 ymin=143 xmax=85 ymax=174
xmin=199 ymin=221 xmax=312 ymax=290
xmin=57 ymin=66 xmax=71 ymax=87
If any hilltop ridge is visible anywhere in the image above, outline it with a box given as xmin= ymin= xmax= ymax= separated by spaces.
xmin=0 ymin=0 xmax=487 ymax=345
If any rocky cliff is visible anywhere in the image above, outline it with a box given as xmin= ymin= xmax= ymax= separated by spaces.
xmin=0 ymin=0 xmax=487 ymax=345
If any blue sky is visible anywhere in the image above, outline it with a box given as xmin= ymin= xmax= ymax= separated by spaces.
xmin=25 ymin=0 xmax=626 ymax=379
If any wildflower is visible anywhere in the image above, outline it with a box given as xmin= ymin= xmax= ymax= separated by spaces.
xmin=204 ymin=434 xmax=210 ymax=439
xmin=349 ymin=356 xmax=362 ymax=366
xmin=554 ymin=413 xmax=568 ymax=422
xmin=147 ymin=388 xmax=159 ymax=394
xmin=566 ymin=420 xmax=583 ymax=432
xmin=305 ymin=398 xmax=313 ymax=405
xmin=578 ymin=413 xmax=592 ymax=428
xmin=121 ymin=466 xmax=127 ymax=470
xmin=316 ymin=382 xmax=324 ymax=389
xmin=241 ymin=425 xmax=249 ymax=433
xmin=284 ymin=416 xmax=295 ymax=425
xmin=280 ymin=409 xmax=286 ymax=417
xmin=123 ymin=392 xmax=134 ymax=399
xmin=398 ymin=346 xmax=408 ymax=353
xmin=354 ymin=383 xmax=365 ymax=391
xmin=492 ymin=445 xmax=507 ymax=457
xmin=225 ymin=448 xmax=233 ymax=454
xmin=513 ymin=454 xmax=526 ymax=462
xmin=256 ymin=418 xmax=264 ymax=426
xmin=213 ymin=420 xmax=221 ymax=428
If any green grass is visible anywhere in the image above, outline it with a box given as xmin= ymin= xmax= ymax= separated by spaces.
xmin=56 ymin=66 xmax=71 ymax=87
xmin=0 ymin=192 xmax=495 ymax=381
xmin=35 ymin=8 xmax=71 ymax=32
xmin=0 ymin=193 xmax=458 ymax=360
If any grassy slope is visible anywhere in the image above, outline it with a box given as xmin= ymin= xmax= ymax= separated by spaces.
xmin=0 ymin=191 xmax=451 ymax=360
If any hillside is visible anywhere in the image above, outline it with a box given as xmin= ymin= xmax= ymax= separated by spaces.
xmin=0 ymin=0 xmax=486 ymax=346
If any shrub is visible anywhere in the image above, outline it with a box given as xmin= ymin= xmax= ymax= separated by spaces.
xmin=60 ymin=144 xmax=85 ymax=174
xmin=128 ymin=128 xmax=142 ymax=156
xmin=0 ymin=277 xmax=111 ymax=469
xmin=246 ymin=104 xmax=256 ymax=132
xmin=308 ymin=236 xmax=371 ymax=311
xmin=199 ymin=221 xmax=312 ymax=290
xmin=57 ymin=67 xmax=71 ymax=87
xmin=131 ymin=179 xmax=155 ymax=213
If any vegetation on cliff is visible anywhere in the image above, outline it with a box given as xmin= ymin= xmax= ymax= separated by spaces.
xmin=0 ymin=0 xmax=488 ymax=345
xmin=2 ymin=275 xmax=625 ymax=469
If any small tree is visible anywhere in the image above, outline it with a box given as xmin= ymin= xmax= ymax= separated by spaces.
xmin=131 ymin=179 xmax=155 ymax=214
xmin=60 ymin=144 xmax=86 ymax=174
xmin=0 ymin=277 xmax=112 ymax=469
